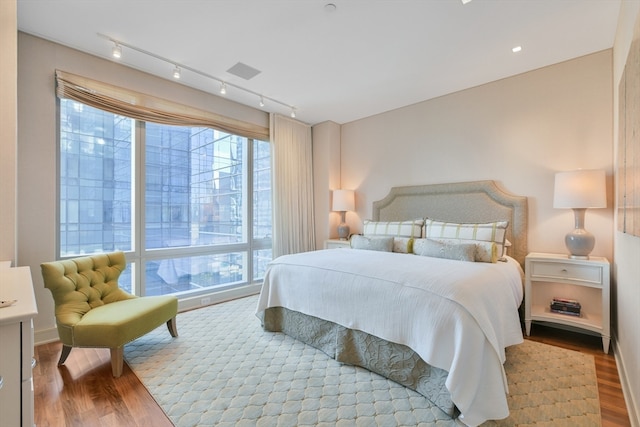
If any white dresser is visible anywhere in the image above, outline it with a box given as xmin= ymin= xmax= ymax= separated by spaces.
xmin=0 ymin=267 xmax=38 ymax=427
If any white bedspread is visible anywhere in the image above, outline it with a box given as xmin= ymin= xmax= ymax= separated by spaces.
xmin=256 ymin=249 xmax=524 ymax=426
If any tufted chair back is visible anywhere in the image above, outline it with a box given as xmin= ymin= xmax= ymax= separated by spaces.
xmin=41 ymin=251 xmax=135 ymax=345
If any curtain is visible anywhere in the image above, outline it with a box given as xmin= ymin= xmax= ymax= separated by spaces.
xmin=270 ymin=113 xmax=316 ymax=257
xmin=55 ymin=70 xmax=269 ymax=140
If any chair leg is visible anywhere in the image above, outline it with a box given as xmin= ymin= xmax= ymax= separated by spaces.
xmin=110 ymin=347 xmax=124 ymax=378
xmin=167 ymin=316 xmax=178 ymax=337
xmin=58 ymin=345 xmax=72 ymax=366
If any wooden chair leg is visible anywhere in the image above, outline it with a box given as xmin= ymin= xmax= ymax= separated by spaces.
xmin=167 ymin=316 xmax=178 ymax=337
xmin=110 ymin=347 xmax=124 ymax=378
xmin=58 ymin=345 xmax=72 ymax=366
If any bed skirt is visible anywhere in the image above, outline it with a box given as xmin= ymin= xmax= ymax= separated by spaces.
xmin=260 ymin=306 xmax=458 ymax=419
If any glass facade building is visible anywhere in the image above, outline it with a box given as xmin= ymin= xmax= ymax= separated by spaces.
xmin=59 ymin=99 xmax=272 ymax=297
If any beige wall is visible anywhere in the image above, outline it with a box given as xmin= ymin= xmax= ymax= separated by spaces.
xmin=312 ymin=121 xmax=342 ymax=247
xmin=612 ymin=2 xmax=640 ymax=424
xmin=0 ymin=0 xmax=17 ymax=264
xmin=17 ymin=33 xmax=269 ymax=343
xmin=341 ymin=50 xmax=614 ymax=262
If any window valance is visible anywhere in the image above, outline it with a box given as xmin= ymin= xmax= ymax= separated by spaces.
xmin=55 ymin=70 xmax=269 ymax=141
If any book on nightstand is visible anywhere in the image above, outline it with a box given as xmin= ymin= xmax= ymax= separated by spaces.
xmin=550 ymin=297 xmax=581 ymax=316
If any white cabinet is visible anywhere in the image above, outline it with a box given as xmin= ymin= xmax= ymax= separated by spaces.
xmin=524 ymin=252 xmax=610 ymax=353
xmin=0 ymin=267 xmax=38 ymax=427
xmin=324 ymin=239 xmax=351 ymax=249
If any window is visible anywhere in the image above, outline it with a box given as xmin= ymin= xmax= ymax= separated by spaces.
xmin=59 ymin=99 xmax=272 ymax=298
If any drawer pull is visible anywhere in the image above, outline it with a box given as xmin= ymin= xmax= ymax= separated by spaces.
xmin=561 ymin=269 xmax=568 ymax=273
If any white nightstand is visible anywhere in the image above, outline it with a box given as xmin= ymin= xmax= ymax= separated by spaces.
xmin=324 ymin=239 xmax=351 ymax=249
xmin=524 ymin=252 xmax=610 ymax=353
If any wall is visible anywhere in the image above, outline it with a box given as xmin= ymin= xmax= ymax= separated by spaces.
xmin=17 ymin=33 xmax=269 ymax=343
xmin=341 ymin=50 xmax=614 ymax=263
xmin=612 ymin=2 xmax=640 ymax=425
xmin=0 ymin=0 xmax=17 ymax=264
xmin=312 ymin=121 xmax=342 ymax=248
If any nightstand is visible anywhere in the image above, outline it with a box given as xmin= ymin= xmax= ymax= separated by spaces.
xmin=324 ymin=239 xmax=351 ymax=249
xmin=524 ymin=252 xmax=610 ymax=353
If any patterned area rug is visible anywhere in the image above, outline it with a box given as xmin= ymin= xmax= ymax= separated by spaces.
xmin=124 ymin=295 xmax=601 ymax=427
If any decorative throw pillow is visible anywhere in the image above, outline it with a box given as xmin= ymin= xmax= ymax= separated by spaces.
xmin=362 ymin=219 xmax=424 ymax=238
xmin=414 ymin=238 xmax=476 ymax=262
xmin=392 ymin=237 xmax=414 ymax=254
xmin=424 ymin=218 xmax=509 ymax=258
xmin=350 ymin=235 xmax=394 ymax=252
xmin=362 ymin=219 xmax=423 ymax=253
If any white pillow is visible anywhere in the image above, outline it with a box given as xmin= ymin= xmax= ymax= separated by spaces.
xmin=414 ymin=238 xmax=476 ymax=262
xmin=350 ymin=235 xmax=394 ymax=252
xmin=424 ymin=218 xmax=508 ymax=259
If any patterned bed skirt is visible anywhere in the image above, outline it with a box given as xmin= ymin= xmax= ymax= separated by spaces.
xmin=260 ymin=306 xmax=458 ymax=419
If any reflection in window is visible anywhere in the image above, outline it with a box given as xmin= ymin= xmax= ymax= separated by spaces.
xmin=59 ymin=99 xmax=272 ymax=298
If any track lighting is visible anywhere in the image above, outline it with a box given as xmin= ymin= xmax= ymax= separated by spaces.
xmin=98 ymin=33 xmax=297 ymax=119
xmin=112 ymin=43 xmax=122 ymax=59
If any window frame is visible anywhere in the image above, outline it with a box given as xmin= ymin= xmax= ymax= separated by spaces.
xmin=57 ymin=98 xmax=272 ymax=305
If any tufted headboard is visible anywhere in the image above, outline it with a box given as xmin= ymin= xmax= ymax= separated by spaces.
xmin=372 ymin=180 xmax=528 ymax=267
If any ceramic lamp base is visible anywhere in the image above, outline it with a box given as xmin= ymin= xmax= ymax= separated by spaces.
xmin=337 ymin=223 xmax=350 ymax=240
xmin=565 ymin=208 xmax=595 ymax=259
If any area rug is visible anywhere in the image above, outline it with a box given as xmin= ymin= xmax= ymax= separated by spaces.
xmin=124 ymin=295 xmax=601 ymax=427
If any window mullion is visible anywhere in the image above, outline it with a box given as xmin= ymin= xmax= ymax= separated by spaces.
xmin=134 ymin=120 xmax=145 ymax=296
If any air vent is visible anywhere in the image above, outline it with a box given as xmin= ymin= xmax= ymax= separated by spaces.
xmin=226 ymin=62 xmax=261 ymax=80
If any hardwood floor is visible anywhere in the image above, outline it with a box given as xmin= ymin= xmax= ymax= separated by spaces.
xmin=34 ymin=324 xmax=631 ymax=427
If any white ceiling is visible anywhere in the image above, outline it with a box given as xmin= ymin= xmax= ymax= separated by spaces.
xmin=17 ymin=0 xmax=621 ymax=126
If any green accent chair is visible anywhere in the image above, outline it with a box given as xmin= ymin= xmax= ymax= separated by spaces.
xmin=41 ymin=251 xmax=178 ymax=377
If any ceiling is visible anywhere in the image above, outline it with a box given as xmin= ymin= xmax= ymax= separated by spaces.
xmin=17 ymin=0 xmax=621 ymax=126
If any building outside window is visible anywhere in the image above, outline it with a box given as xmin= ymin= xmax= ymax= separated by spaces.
xmin=59 ymin=99 xmax=272 ymax=298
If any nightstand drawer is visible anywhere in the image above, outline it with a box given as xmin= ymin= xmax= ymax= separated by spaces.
xmin=530 ymin=261 xmax=602 ymax=284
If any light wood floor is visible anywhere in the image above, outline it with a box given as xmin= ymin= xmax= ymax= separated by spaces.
xmin=34 ymin=324 xmax=631 ymax=427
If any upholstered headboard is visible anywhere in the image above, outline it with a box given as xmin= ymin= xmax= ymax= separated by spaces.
xmin=372 ymin=180 xmax=528 ymax=267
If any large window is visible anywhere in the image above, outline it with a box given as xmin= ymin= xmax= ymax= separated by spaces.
xmin=59 ymin=99 xmax=272 ymax=298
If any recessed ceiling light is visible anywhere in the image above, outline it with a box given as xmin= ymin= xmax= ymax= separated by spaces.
xmin=461 ymin=0 xmax=473 ymax=4
xmin=512 ymin=46 xmax=522 ymax=53
xmin=324 ymin=3 xmax=337 ymax=12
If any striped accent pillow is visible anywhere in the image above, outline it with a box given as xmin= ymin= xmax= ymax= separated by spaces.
xmin=362 ymin=219 xmax=424 ymax=238
xmin=362 ymin=219 xmax=424 ymax=254
xmin=424 ymin=218 xmax=509 ymax=259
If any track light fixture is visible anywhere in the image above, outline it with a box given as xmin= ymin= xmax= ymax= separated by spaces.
xmin=99 ymin=33 xmax=297 ymax=119
xmin=112 ymin=43 xmax=122 ymax=59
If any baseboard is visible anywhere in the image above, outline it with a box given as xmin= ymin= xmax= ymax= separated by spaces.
xmin=613 ymin=332 xmax=639 ymax=427
xmin=178 ymin=284 xmax=262 ymax=312
xmin=35 ymin=327 xmax=61 ymax=346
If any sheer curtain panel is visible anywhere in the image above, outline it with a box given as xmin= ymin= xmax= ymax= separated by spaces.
xmin=270 ymin=114 xmax=316 ymax=257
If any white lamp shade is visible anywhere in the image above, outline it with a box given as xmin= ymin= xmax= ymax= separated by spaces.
xmin=332 ymin=189 xmax=355 ymax=212
xmin=553 ymin=169 xmax=606 ymax=209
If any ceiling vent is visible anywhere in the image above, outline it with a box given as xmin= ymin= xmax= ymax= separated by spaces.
xmin=226 ymin=62 xmax=261 ymax=80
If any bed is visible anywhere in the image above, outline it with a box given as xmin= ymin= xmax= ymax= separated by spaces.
xmin=256 ymin=180 xmax=528 ymax=426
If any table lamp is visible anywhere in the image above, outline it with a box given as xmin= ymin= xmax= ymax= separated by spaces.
xmin=553 ymin=169 xmax=606 ymax=259
xmin=332 ymin=189 xmax=355 ymax=240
